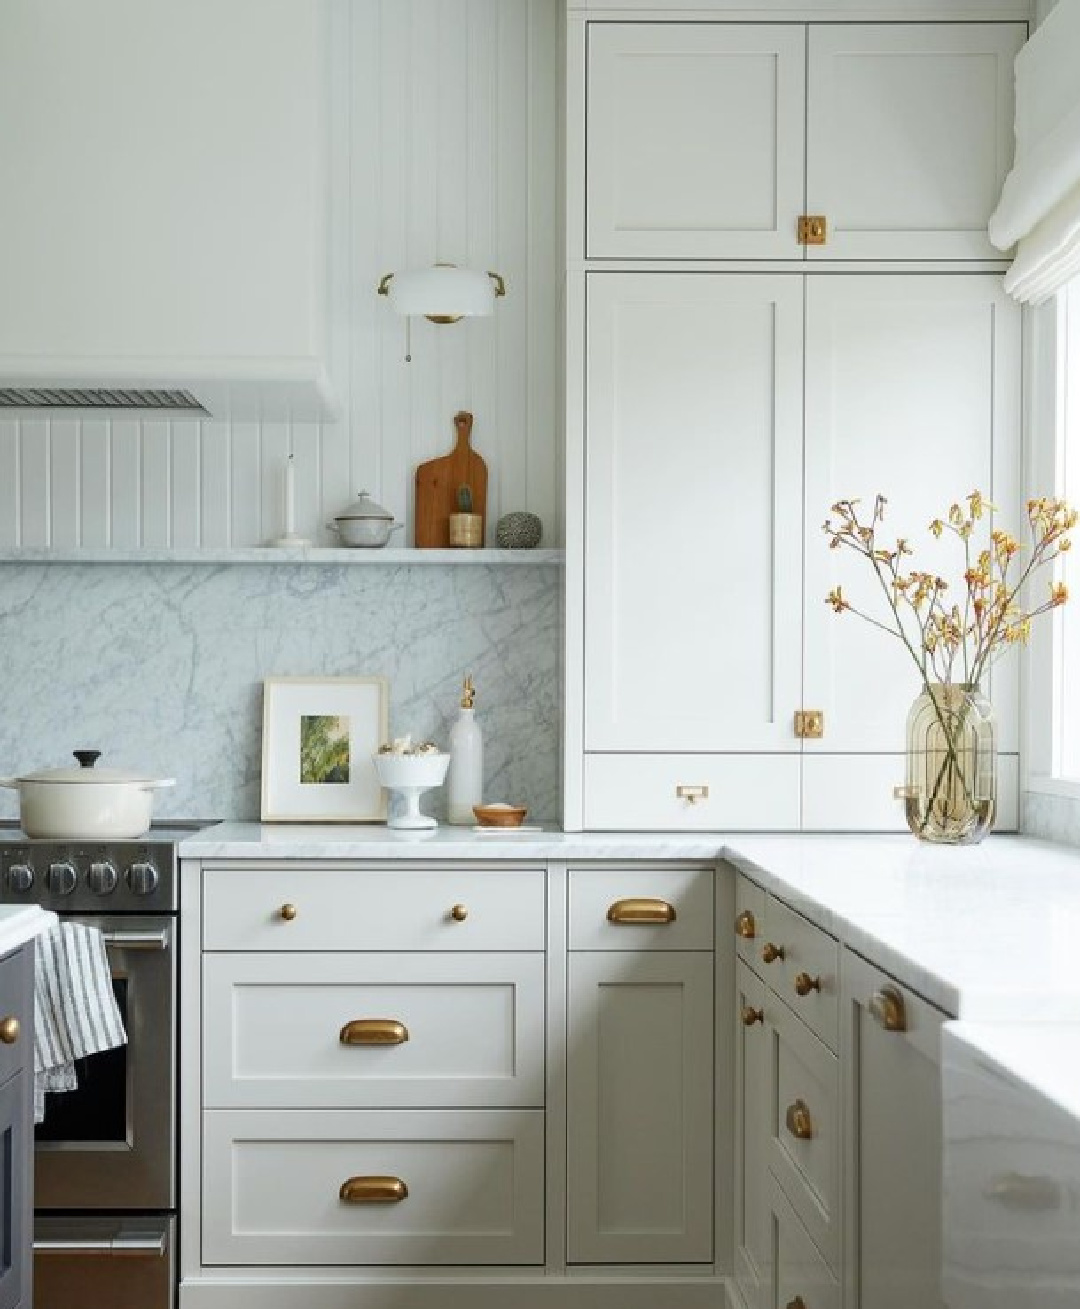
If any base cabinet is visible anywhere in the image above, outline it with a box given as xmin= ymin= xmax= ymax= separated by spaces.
xmin=0 ymin=946 xmax=32 ymax=1309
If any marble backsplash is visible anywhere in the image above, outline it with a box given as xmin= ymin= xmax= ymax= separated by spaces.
xmin=0 ymin=563 xmax=561 ymax=824
xmin=1023 ymin=790 xmax=1080 ymax=848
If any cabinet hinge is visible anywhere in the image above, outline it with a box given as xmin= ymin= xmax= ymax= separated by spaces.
xmin=794 ymin=709 xmax=824 ymax=739
xmin=797 ymin=215 xmax=827 ymax=246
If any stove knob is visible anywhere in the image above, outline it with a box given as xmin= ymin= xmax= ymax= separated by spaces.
xmin=127 ymin=860 xmax=159 ymax=896
xmin=5 ymin=863 xmax=34 ymax=894
xmin=87 ymin=860 xmax=119 ymax=895
xmin=46 ymin=862 xmax=77 ymax=896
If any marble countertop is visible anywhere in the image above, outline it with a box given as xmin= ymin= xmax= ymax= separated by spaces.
xmin=944 ymin=1020 xmax=1080 ymax=1125
xmin=179 ymin=823 xmax=1080 ymax=1021
xmin=0 ymin=904 xmax=56 ymax=956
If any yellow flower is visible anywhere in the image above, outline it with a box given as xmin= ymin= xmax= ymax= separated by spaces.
xmin=929 ymin=519 xmax=945 ymax=539
xmin=826 ymin=587 xmax=850 ymax=614
xmin=1053 ymin=582 xmax=1069 ymax=606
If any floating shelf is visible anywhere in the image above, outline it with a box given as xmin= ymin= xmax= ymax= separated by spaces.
xmin=0 ymin=547 xmax=564 ymax=566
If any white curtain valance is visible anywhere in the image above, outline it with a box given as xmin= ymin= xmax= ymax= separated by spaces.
xmin=989 ymin=0 xmax=1080 ymax=304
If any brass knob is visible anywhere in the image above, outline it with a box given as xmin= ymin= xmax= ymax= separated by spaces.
xmin=794 ymin=972 xmax=821 ymax=997
xmin=339 ymin=1175 xmax=408 ymax=1204
xmin=741 ymin=1006 xmax=764 ymax=1027
xmin=735 ymin=910 xmax=756 ymax=940
xmin=761 ymin=942 xmax=785 ymax=965
xmin=870 ymin=985 xmax=907 ymax=1032
xmin=450 ymin=904 xmax=468 ymax=922
xmin=340 ymin=1019 xmax=409 ymax=1046
xmin=279 ymin=903 xmax=297 ymax=922
xmin=785 ymin=1099 xmax=814 ymax=1141
xmin=0 ymin=1017 xmax=19 ymax=1045
xmin=607 ymin=898 xmax=676 ymax=925
xmin=787 ymin=1298 xmax=808 ymax=1309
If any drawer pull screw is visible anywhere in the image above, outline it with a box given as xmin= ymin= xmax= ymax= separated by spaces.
xmin=794 ymin=972 xmax=821 ymax=997
xmin=741 ymin=1006 xmax=764 ymax=1027
xmin=761 ymin=941 xmax=785 ymax=964
xmin=339 ymin=1176 xmax=408 ymax=1204
xmin=0 ymin=1017 xmax=19 ymax=1045
xmin=735 ymin=910 xmax=756 ymax=939
xmin=607 ymin=898 xmax=676 ymax=925
xmin=450 ymin=904 xmax=469 ymax=922
xmin=279 ymin=903 xmax=298 ymax=922
xmin=785 ymin=1099 xmax=814 ymax=1141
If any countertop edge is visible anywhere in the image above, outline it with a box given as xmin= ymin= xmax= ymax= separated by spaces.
xmin=0 ymin=905 xmax=57 ymax=956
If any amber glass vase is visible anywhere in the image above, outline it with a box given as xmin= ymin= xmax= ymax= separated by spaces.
xmin=901 ymin=684 xmax=996 ymax=844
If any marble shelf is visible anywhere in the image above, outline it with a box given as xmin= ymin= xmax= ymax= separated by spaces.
xmin=0 ymin=547 xmax=564 ymax=566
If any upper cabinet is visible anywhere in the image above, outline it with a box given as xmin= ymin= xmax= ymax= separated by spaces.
xmin=0 ymin=0 xmax=334 ymax=420
xmin=583 ymin=21 xmax=1024 ymax=262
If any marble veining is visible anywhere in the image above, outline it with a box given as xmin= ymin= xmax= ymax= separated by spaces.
xmin=0 ymin=563 xmax=560 ymax=824
xmin=1022 ymin=788 xmax=1080 ymax=848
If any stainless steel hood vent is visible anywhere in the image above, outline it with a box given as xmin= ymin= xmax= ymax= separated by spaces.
xmin=0 ymin=386 xmax=209 ymax=415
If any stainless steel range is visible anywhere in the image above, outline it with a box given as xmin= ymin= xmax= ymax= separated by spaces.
xmin=0 ymin=825 xmax=195 ymax=1309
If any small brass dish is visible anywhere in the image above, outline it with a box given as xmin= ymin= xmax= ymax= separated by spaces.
xmin=473 ymin=803 xmax=529 ymax=828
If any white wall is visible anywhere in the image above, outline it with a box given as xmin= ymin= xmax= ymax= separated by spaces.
xmin=0 ymin=0 xmax=562 ymax=550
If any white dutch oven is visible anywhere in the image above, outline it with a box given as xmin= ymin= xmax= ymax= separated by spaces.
xmin=0 ymin=750 xmax=176 ymax=838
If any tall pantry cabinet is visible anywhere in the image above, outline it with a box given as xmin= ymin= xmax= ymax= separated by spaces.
xmin=564 ymin=5 xmax=1027 ymax=834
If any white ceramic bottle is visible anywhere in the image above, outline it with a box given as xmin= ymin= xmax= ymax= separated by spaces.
xmin=448 ymin=674 xmax=483 ymax=825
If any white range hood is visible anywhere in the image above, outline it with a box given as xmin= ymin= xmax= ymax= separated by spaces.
xmin=0 ymin=0 xmax=336 ymax=423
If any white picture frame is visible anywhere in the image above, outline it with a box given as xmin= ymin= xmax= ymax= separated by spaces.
xmin=260 ymin=676 xmax=389 ymax=822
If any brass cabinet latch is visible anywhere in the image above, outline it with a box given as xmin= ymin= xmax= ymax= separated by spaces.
xmin=797 ymin=214 xmax=827 ymax=245
xmin=794 ymin=709 xmax=824 ymax=739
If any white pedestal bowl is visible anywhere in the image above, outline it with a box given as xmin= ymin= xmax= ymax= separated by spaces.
xmin=372 ymin=753 xmax=450 ymax=829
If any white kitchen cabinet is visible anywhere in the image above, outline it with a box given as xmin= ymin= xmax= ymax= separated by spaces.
xmin=842 ymin=947 xmax=948 ymax=1309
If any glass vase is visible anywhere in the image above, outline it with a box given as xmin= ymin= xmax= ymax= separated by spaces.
xmin=901 ymin=683 xmax=996 ymax=845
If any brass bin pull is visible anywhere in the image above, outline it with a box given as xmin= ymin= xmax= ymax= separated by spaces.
xmin=785 ymin=1099 xmax=814 ymax=1141
xmin=741 ymin=1006 xmax=764 ymax=1027
xmin=279 ymin=903 xmax=298 ymax=922
xmin=0 ymin=1016 xmax=19 ymax=1045
xmin=735 ymin=910 xmax=756 ymax=940
xmin=675 ymin=784 xmax=709 ymax=804
xmin=607 ymin=898 xmax=677 ymax=925
xmin=761 ymin=941 xmax=785 ymax=964
xmin=340 ymin=1019 xmax=409 ymax=1046
xmin=339 ymin=1176 xmax=409 ymax=1204
xmin=794 ymin=972 xmax=821 ymax=997
xmin=870 ymin=985 xmax=907 ymax=1033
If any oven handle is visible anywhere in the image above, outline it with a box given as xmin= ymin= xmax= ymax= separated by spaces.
xmin=101 ymin=928 xmax=170 ymax=952
xmin=34 ymin=1233 xmax=167 ymax=1257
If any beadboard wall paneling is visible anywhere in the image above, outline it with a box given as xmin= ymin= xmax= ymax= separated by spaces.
xmin=0 ymin=0 xmax=562 ymax=551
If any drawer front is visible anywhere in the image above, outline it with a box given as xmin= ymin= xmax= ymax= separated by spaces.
xmin=760 ymin=898 xmax=839 ymax=1052
xmin=582 ymin=754 xmax=801 ymax=831
xmin=770 ymin=1175 xmax=840 ymax=1309
xmin=0 ymin=946 xmax=32 ymax=1087
xmin=569 ymin=867 xmax=714 ymax=951
xmin=734 ymin=874 xmax=766 ymax=975
xmin=203 ymin=868 xmax=545 ymax=952
xmin=203 ymin=953 xmax=545 ymax=1108
xmin=202 ymin=1109 xmax=544 ymax=1266
xmin=769 ymin=997 xmax=840 ymax=1270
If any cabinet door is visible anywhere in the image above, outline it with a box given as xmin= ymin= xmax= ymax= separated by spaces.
xmin=807 ymin=24 xmax=1024 ymax=260
xmin=567 ymin=951 xmax=714 ymax=1263
xmin=0 ymin=947 xmax=31 ymax=1309
xmin=586 ymin=24 xmax=805 ymax=259
xmin=735 ymin=961 xmax=770 ymax=1309
xmin=842 ymin=949 xmax=947 ymax=1309
xmin=584 ymin=272 xmax=804 ymax=761
xmin=802 ymin=275 xmax=1021 ymax=824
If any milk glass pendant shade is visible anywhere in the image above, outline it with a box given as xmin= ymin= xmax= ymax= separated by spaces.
xmin=377 ymin=266 xmax=506 ymax=323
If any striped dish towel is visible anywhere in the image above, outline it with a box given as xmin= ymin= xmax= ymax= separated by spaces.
xmin=34 ymin=921 xmax=127 ymax=1123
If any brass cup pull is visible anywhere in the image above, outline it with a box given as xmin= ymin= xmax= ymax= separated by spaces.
xmin=279 ymin=903 xmax=297 ymax=922
xmin=340 ymin=1019 xmax=409 ymax=1046
xmin=339 ymin=1175 xmax=408 ymax=1204
xmin=870 ymin=984 xmax=907 ymax=1032
xmin=741 ymin=1005 xmax=764 ymax=1027
xmin=761 ymin=941 xmax=785 ymax=964
xmin=0 ymin=1017 xmax=19 ymax=1045
xmin=794 ymin=972 xmax=821 ymax=997
xmin=606 ymin=898 xmax=677 ymax=925
xmin=449 ymin=904 xmax=469 ymax=922
xmin=785 ymin=1099 xmax=814 ymax=1141
xmin=735 ymin=910 xmax=756 ymax=940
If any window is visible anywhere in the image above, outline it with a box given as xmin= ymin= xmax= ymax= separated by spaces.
xmin=1061 ymin=281 xmax=1080 ymax=782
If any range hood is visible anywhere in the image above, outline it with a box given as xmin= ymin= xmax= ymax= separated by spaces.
xmin=0 ymin=0 xmax=336 ymax=423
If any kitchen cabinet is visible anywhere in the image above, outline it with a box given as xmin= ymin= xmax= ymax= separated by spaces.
xmin=584 ymin=21 xmax=1022 ymax=261
xmin=0 ymin=945 xmax=33 ymax=1309
xmin=734 ymin=960 xmax=770 ymax=1309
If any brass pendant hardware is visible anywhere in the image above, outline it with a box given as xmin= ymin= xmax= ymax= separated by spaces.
xmin=339 ymin=1019 xmax=409 ymax=1046
xmin=675 ymin=783 xmax=709 ymax=804
xmin=0 ymin=1017 xmax=19 ymax=1045
xmin=339 ymin=1175 xmax=408 ymax=1204
xmin=279 ymin=903 xmax=297 ymax=922
xmin=761 ymin=941 xmax=785 ymax=965
xmin=741 ymin=1005 xmax=764 ymax=1027
xmin=786 ymin=1298 xmax=808 ymax=1309
xmin=607 ymin=897 xmax=677 ymax=925
xmin=785 ymin=1099 xmax=814 ymax=1141
xmin=870 ymin=984 xmax=907 ymax=1032
xmin=735 ymin=909 xmax=756 ymax=940
xmin=797 ymin=214 xmax=827 ymax=245
xmin=794 ymin=972 xmax=822 ymax=997
xmin=794 ymin=709 xmax=824 ymax=739
xmin=450 ymin=904 xmax=469 ymax=922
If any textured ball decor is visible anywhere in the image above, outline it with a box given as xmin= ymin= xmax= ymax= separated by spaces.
xmin=496 ymin=511 xmax=543 ymax=549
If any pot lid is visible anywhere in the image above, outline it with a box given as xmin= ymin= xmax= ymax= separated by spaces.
xmin=16 ymin=750 xmax=163 ymax=785
xmin=334 ymin=491 xmax=394 ymax=522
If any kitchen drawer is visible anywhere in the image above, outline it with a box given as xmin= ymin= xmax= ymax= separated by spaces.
xmin=203 ymin=952 xmax=545 ymax=1109
xmin=0 ymin=945 xmax=32 ymax=1088
xmin=582 ymin=754 xmax=801 ymax=831
xmin=733 ymin=873 xmax=766 ymax=976
xmin=768 ymin=994 xmax=840 ymax=1271
xmin=770 ymin=1175 xmax=840 ymax=1309
xmin=569 ymin=866 xmax=713 ymax=951
xmin=203 ymin=867 xmax=545 ymax=952
xmin=202 ymin=1108 xmax=544 ymax=1266
xmin=759 ymin=898 xmax=839 ymax=1053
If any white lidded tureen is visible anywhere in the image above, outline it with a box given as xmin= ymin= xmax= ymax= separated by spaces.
xmin=327 ymin=491 xmax=404 ymax=548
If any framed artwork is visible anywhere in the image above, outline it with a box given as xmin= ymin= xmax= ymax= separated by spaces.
xmin=260 ymin=676 xmax=389 ymax=822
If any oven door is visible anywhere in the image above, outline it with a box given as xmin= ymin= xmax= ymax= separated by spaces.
xmin=33 ymin=1214 xmax=175 ymax=1309
xmin=34 ymin=916 xmax=175 ymax=1211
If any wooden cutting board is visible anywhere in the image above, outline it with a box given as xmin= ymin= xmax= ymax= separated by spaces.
xmin=414 ymin=411 xmax=488 ymax=547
